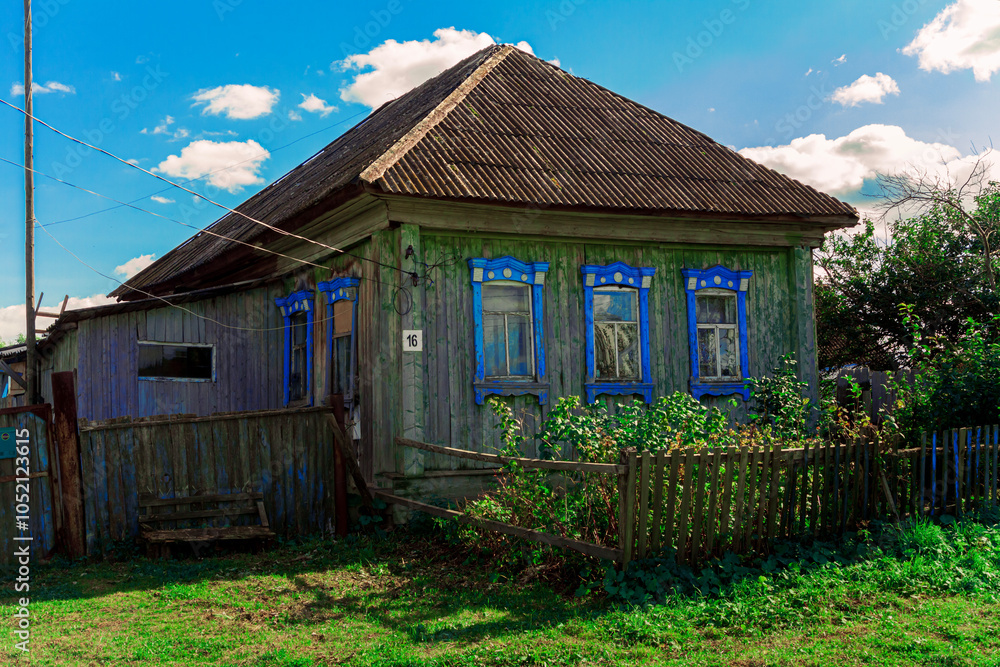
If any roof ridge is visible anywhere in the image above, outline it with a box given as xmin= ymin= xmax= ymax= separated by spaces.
xmin=358 ymin=44 xmax=516 ymax=184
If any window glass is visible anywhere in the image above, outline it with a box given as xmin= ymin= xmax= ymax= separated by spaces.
xmin=330 ymin=300 xmax=353 ymax=396
xmin=594 ymin=288 xmax=639 ymax=380
xmin=482 ymin=283 xmax=533 ymax=378
xmin=696 ymin=294 xmax=736 ymax=324
xmin=139 ymin=344 xmax=213 ymax=380
xmin=695 ymin=291 xmax=739 ymax=380
xmin=290 ymin=311 xmax=308 ymax=401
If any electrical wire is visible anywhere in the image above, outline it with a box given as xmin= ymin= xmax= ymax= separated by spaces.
xmin=41 ymin=108 xmax=369 ymax=228
xmin=0 ymin=97 xmax=417 ymax=283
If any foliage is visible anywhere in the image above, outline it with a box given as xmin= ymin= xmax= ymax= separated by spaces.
xmin=601 ymin=516 xmax=1000 ymax=613
xmin=816 ymin=194 xmax=1000 ymax=371
xmin=744 ymin=354 xmax=830 ymax=441
xmin=887 ymin=305 xmax=1000 ymax=434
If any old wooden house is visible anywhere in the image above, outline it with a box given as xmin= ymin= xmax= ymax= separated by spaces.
xmin=34 ymin=44 xmax=856 ymax=531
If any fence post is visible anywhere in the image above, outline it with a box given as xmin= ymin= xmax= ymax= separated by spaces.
xmin=331 ymin=395 xmax=349 ymax=538
xmin=618 ymin=447 xmax=636 ymax=567
xmin=52 ymin=371 xmax=85 ymax=559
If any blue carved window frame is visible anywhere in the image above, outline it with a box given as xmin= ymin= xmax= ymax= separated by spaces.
xmin=582 ymin=262 xmax=656 ymax=404
xmin=275 ymin=289 xmax=315 ymax=407
xmin=681 ymin=265 xmax=753 ymax=401
xmin=318 ymin=277 xmax=359 ymax=408
xmin=469 ymin=256 xmax=549 ymax=405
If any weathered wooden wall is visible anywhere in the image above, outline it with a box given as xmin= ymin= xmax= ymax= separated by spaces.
xmin=77 ymin=406 xmax=336 ymax=555
xmin=404 ymin=231 xmax=805 ymax=472
xmin=0 ymin=406 xmax=56 ymax=567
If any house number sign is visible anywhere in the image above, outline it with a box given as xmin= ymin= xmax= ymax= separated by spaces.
xmin=403 ymin=330 xmax=423 ymax=352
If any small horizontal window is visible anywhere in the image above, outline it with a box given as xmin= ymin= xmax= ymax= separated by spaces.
xmin=138 ymin=343 xmax=214 ymax=381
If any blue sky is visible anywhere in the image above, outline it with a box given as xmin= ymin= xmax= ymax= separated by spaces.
xmin=1 ymin=0 xmax=998 ymax=338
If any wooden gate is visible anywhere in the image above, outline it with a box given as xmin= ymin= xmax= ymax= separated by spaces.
xmin=0 ymin=405 xmax=57 ymax=567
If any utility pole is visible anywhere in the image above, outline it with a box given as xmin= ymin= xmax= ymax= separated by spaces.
xmin=24 ymin=0 xmax=37 ymax=404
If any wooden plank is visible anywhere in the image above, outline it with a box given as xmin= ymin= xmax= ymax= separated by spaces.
xmin=732 ymin=446 xmax=750 ymax=552
xmin=623 ymin=449 xmax=638 ymax=564
xmin=393 ymin=436 xmax=624 ymax=474
xmin=637 ymin=451 xmax=651 ymax=559
xmin=918 ymin=432 xmax=927 ymax=517
xmin=375 ymin=490 xmax=623 ymax=562
xmin=832 ymin=438 xmax=841 ymax=534
xmin=691 ymin=449 xmax=708 ymax=563
xmin=664 ymin=450 xmax=680 ymax=553
xmin=810 ymin=442 xmax=822 ymax=535
xmin=140 ymin=507 xmax=260 ymax=522
xmin=993 ymin=425 xmax=1000 ymax=506
xmin=719 ymin=446 xmax=736 ymax=553
xmin=798 ymin=439 xmax=810 ymax=534
xmin=140 ymin=492 xmax=264 ymax=507
xmin=327 ymin=414 xmax=374 ymax=508
xmin=676 ymin=448 xmax=694 ymax=565
xmin=706 ymin=447 xmax=722 ymax=556
xmin=649 ymin=451 xmax=666 ymax=553
xmin=754 ymin=445 xmax=770 ymax=545
xmin=957 ymin=428 xmax=966 ymax=517
xmin=766 ymin=445 xmax=782 ymax=541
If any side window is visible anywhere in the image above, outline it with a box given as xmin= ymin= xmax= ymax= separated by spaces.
xmin=582 ymin=262 xmax=655 ymax=403
xmin=275 ymin=290 xmax=315 ymax=407
xmin=318 ymin=277 xmax=359 ymax=405
xmin=681 ymin=266 xmax=753 ymax=400
xmin=469 ymin=256 xmax=549 ymax=405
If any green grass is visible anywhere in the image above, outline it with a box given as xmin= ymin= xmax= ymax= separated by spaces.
xmin=4 ymin=521 xmax=1000 ymax=666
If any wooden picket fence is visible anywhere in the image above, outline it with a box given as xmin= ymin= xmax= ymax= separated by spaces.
xmin=620 ymin=424 xmax=1000 ymax=565
xmin=384 ymin=425 xmax=1000 ymax=568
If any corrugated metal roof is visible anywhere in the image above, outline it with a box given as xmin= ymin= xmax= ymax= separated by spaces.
xmin=114 ymin=44 xmax=856 ymax=299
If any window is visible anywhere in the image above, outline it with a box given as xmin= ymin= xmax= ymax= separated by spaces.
xmin=469 ymin=256 xmax=549 ymax=405
xmin=582 ymin=262 xmax=655 ymax=403
xmin=318 ymin=277 xmax=359 ymax=403
xmin=138 ymin=342 xmax=214 ymax=381
xmin=681 ymin=265 xmax=753 ymax=400
xmin=275 ymin=290 xmax=315 ymax=406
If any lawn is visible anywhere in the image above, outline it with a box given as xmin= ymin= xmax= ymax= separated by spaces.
xmin=4 ymin=522 xmax=1000 ymax=666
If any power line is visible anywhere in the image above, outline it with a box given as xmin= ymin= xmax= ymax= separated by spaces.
xmin=0 ymin=98 xmax=416 ymax=282
xmin=41 ymin=108 xmax=369 ymax=228
xmin=0 ymin=155 xmax=332 ymax=275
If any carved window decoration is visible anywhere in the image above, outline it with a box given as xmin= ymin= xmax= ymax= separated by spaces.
xmin=275 ymin=290 xmax=315 ymax=406
xmin=582 ymin=262 xmax=656 ymax=403
xmin=318 ymin=277 xmax=359 ymax=406
xmin=681 ymin=266 xmax=753 ymax=400
xmin=469 ymin=256 xmax=549 ymax=405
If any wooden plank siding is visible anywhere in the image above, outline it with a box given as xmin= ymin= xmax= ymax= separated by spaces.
xmin=413 ymin=232 xmax=804 ymax=469
xmin=77 ymin=407 xmax=336 ymax=553
xmin=37 ymin=221 xmax=816 ymax=496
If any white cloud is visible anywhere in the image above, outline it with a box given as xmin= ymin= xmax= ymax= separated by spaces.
xmin=153 ymin=139 xmax=270 ymax=193
xmin=142 ymin=115 xmax=174 ymax=135
xmin=0 ymin=294 xmax=117 ymax=343
xmin=150 ymin=196 xmax=174 ymax=204
xmin=831 ymin=73 xmax=900 ymax=107
xmin=10 ymin=80 xmax=76 ymax=96
xmin=298 ymin=93 xmax=337 ymax=117
xmin=902 ymin=0 xmax=1000 ymax=82
xmin=288 ymin=109 xmax=302 ymax=121
xmin=832 ymin=54 xmax=847 ymax=65
xmin=192 ymin=84 xmax=280 ymax=120
xmin=805 ymin=67 xmax=814 ymax=76
xmin=112 ymin=71 xmax=122 ymax=82
xmin=336 ymin=28 xmax=538 ymax=108
xmin=114 ymin=254 xmax=156 ymax=279
xmin=737 ymin=124 xmax=992 ymax=196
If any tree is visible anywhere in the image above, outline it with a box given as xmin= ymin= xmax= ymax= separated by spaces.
xmin=816 ymin=166 xmax=1000 ymax=370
